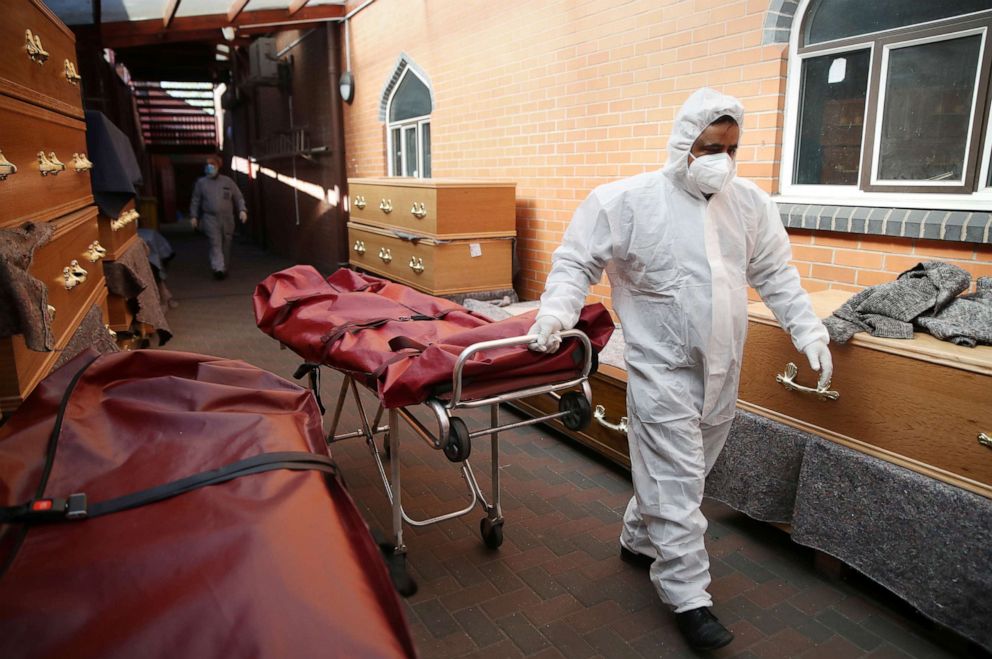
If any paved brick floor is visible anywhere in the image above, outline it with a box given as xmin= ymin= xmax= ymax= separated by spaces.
xmin=157 ymin=226 xmax=986 ymax=658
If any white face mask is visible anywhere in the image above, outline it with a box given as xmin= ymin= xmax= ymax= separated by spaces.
xmin=687 ymin=153 xmax=735 ymax=195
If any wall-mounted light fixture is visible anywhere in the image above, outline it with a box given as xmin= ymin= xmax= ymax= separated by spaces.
xmin=339 ymin=70 xmax=355 ymax=104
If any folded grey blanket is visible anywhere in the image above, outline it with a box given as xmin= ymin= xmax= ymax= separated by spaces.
xmin=824 ymin=261 xmax=992 ymax=347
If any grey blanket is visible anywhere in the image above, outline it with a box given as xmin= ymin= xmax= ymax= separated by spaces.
xmin=824 ymin=261 xmax=992 ymax=347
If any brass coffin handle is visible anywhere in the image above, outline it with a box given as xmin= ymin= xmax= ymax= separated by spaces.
xmin=378 ymin=198 xmax=393 ymax=214
xmin=410 ymin=202 xmax=427 ymax=219
xmin=68 ymin=259 xmax=88 ymax=284
xmin=593 ymin=405 xmax=628 ymax=435
xmin=85 ymin=241 xmax=106 ymax=263
xmin=111 ymin=209 xmax=138 ymax=231
xmin=106 ymin=324 xmax=117 ymax=340
xmin=353 ymin=239 xmax=366 ymax=255
xmin=25 ymin=30 xmax=49 ymax=64
xmin=377 ymin=247 xmax=392 ymax=263
xmin=979 ymin=433 xmax=992 ymax=449
xmin=775 ymin=362 xmax=839 ymax=401
xmin=71 ymin=153 xmax=93 ymax=172
xmin=62 ymin=265 xmax=85 ymax=290
xmin=38 ymin=151 xmax=65 ymax=176
xmin=64 ymin=60 xmax=82 ymax=84
xmin=408 ymin=256 xmax=425 ymax=274
xmin=0 ymin=150 xmax=17 ymax=180
xmin=353 ymin=195 xmax=366 ymax=210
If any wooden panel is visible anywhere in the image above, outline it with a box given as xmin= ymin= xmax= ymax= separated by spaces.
xmin=0 ymin=280 xmax=107 ymax=413
xmin=97 ymin=200 xmax=140 ymax=259
xmin=740 ymin=292 xmax=992 ymax=497
xmin=348 ymin=178 xmax=516 ymax=239
xmin=510 ymin=363 xmax=631 ymax=468
xmin=0 ymin=0 xmax=83 ymax=119
xmin=0 ymin=94 xmax=93 ymax=227
xmin=106 ymin=292 xmax=135 ymax=332
xmin=348 ymin=223 xmax=513 ymax=295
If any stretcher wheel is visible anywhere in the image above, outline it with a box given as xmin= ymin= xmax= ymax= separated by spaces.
xmin=444 ymin=417 xmax=471 ymax=462
xmin=559 ymin=391 xmax=592 ymax=431
xmin=480 ymin=517 xmax=504 ymax=549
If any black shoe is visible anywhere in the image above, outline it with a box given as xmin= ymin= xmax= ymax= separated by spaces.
xmin=675 ymin=607 xmax=733 ymax=651
xmin=213 ymin=270 xmax=227 ymax=280
xmin=620 ymin=545 xmax=655 ymax=569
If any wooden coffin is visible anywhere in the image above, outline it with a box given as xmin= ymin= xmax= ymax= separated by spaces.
xmin=0 ymin=207 xmax=108 ymax=412
xmin=0 ymin=0 xmax=84 ymax=120
xmin=97 ymin=200 xmax=140 ymax=260
xmin=740 ymin=290 xmax=992 ymax=498
xmin=511 ymin=363 xmax=631 ymax=469
xmin=347 ymin=177 xmax=516 ymax=239
xmin=347 ymin=222 xmax=513 ymax=296
xmin=0 ymin=94 xmax=94 ymax=227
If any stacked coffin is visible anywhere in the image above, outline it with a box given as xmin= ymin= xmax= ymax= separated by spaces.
xmin=346 ymin=177 xmax=516 ymax=297
xmin=0 ymin=0 xmax=113 ymax=414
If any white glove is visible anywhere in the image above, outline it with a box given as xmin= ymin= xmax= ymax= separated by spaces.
xmin=803 ymin=340 xmax=833 ymax=389
xmin=527 ymin=316 xmax=564 ymax=353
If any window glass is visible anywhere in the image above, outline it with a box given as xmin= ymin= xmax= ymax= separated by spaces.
xmin=805 ymin=0 xmax=991 ymax=45
xmin=877 ymin=35 xmax=981 ymax=182
xmin=391 ymin=127 xmax=402 ymax=175
xmin=422 ymin=122 xmax=431 ymax=178
xmin=794 ymin=49 xmax=870 ymax=185
xmin=389 ymin=72 xmax=432 ymax=122
xmin=403 ymin=126 xmax=418 ymax=177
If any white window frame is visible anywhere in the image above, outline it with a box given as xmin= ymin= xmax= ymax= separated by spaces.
xmin=385 ymin=68 xmax=431 ymax=178
xmin=778 ymin=1 xmax=992 ymax=210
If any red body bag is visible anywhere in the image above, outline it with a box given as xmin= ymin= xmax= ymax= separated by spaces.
xmin=253 ymin=266 xmax=615 ymax=408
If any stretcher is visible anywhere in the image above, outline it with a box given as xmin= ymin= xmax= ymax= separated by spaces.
xmin=254 ymin=266 xmax=615 ymax=586
xmin=0 ymin=349 xmax=417 ymax=659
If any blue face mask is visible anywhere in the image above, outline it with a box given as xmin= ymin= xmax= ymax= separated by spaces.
xmin=205 ymin=163 xmax=218 ymax=176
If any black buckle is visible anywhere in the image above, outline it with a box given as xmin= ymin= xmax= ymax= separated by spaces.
xmin=66 ymin=493 xmax=88 ymax=520
xmin=20 ymin=493 xmax=87 ymax=522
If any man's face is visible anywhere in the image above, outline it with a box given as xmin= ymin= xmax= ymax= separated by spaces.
xmin=688 ymin=121 xmax=739 ymax=166
xmin=206 ymin=158 xmax=221 ymax=177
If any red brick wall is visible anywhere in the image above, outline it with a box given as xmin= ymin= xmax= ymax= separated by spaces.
xmin=342 ymin=0 xmax=991 ymax=308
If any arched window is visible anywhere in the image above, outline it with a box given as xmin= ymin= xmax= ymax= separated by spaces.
xmin=384 ymin=61 xmax=432 ymax=178
xmin=782 ymin=0 xmax=992 ymax=198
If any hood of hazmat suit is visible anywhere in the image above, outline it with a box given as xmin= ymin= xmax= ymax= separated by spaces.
xmin=536 ymin=88 xmax=828 ymax=611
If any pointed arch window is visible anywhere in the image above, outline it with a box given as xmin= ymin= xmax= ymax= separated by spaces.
xmin=386 ymin=67 xmax=432 ymax=178
xmin=782 ymin=0 xmax=992 ymax=197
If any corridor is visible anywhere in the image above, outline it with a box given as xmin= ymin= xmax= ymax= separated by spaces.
xmin=155 ymin=227 xmax=975 ymax=659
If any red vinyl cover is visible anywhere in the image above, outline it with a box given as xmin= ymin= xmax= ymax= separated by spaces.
xmin=0 ymin=349 xmax=417 ymax=659
xmin=253 ymin=266 xmax=615 ymax=408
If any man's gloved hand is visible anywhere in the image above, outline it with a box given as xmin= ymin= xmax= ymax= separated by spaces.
xmin=190 ymin=217 xmax=199 ymax=231
xmin=239 ymin=210 xmax=248 ymax=223
xmin=803 ymin=340 xmax=833 ymax=389
xmin=527 ymin=316 xmax=564 ymax=353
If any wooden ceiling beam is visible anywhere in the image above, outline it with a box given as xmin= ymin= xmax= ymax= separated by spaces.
xmin=163 ymin=0 xmax=182 ymax=28
xmin=102 ymin=5 xmax=344 ymax=48
xmin=288 ymin=0 xmax=312 ymax=15
xmin=227 ymin=0 xmax=251 ymax=22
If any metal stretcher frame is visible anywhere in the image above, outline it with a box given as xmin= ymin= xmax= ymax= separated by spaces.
xmin=313 ymin=330 xmax=595 ymax=565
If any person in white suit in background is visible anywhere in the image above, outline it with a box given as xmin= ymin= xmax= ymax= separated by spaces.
xmin=528 ymin=88 xmax=832 ymax=651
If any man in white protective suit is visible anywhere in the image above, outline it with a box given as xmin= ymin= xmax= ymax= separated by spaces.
xmin=528 ymin=88 xmax=832 ymax=651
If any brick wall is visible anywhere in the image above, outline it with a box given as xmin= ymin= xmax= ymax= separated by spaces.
xmin=343 ymin=0 xmax=991 ymax=308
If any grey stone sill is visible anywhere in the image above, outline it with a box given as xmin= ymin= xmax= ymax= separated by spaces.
xmin=777 ymin=203 xmax=992 ymax=244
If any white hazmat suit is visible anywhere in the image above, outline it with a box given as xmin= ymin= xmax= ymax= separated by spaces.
xmin=534 ymin=88 xmax=829 ymax=612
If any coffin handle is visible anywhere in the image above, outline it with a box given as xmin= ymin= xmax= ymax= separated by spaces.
xmin=775 ymin=362 xmax=839 ymax=401
xmin=593 ymin=405 xmax=628 ymax=435
xmin=979 ymin=433 xmax=991 ymax=449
